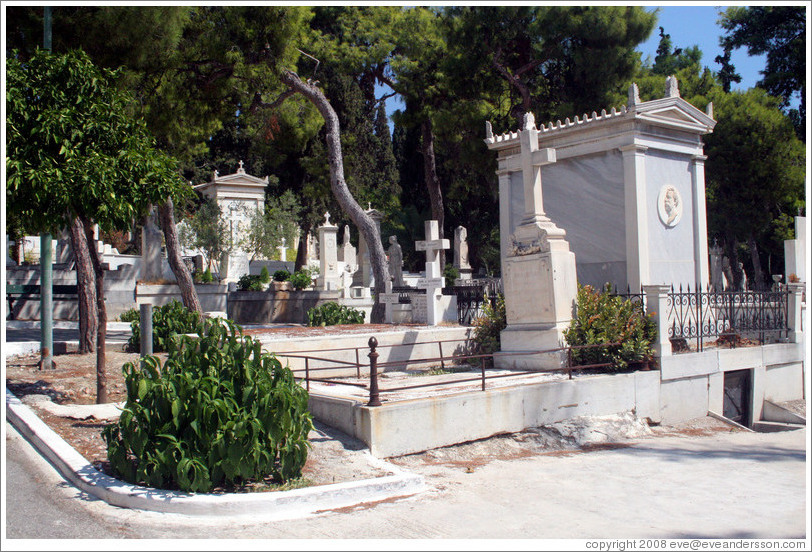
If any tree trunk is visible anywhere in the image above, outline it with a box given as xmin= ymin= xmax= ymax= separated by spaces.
xmin=81 ymin=216 xmax=107 ymax=404
xmin=724 ymin=231 xmax=743 ymax=291
xmin=281 ymin=71 xmax=390 ymax=323
xmin=748 ymin=234 xmax=765 ymax=291
xmin=159 ymin=198 xmax=203 ymax=314
xmin=68 ymin=216 xmax=97 ymax=353
xmin=421 ymin=117 xmax=446 ymax=270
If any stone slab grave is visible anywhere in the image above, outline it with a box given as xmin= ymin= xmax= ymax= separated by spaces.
xmin=487 ymin=76 xmax=716 ymax=291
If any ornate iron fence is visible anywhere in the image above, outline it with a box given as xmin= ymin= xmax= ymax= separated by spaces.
xmin=666 ymin=284 xmax=789 ymax=352
xmin=443 ymin=278 xmax=503 ymax=325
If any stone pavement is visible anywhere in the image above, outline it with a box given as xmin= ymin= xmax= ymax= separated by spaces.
xmin=5 ymin=413 xmax=808 ymax=541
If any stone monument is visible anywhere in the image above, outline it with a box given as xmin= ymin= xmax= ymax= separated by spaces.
xmin=141 ymin=207 xmax=164 ymax=282
xmin=487 ymin=76 xmax=716 ymax=291
xmin=387 ymin=235 xmax=405 ymax=287
xmin=317 ymin=212 xmax=340 ymax=290
xmin=193 ymin=160 xmax=269 ymax=282
xmin=453 ymin=225 xmax=472 ymax=281
xmin=339 ymin=225 xmax=357 ymax=270
xmin=357 ymin=206 xmax=383 ymax=290
xmin=415 ymin=220 xmax=456 ymax=325
xmin=784 ymin=215 xmax=807 ymax=284
xmin=487 ymin=112 xmax=578 ymax=369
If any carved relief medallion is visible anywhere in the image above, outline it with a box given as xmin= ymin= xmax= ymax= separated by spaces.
xmin=657 ymin=184 xmax=683 ymax=227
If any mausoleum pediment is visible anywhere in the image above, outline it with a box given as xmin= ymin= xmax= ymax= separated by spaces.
xmin=632 ymin=97 xmax=716 ymax=134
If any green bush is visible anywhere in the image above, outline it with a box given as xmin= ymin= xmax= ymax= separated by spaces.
xmin=289 ymin=269 xmax=313 ymax=290
xmin=470 ymin=293 xmax=506 ymax=364
xmin=127 ymin=300 xmax=206 ymax=353
xmin=200 ymin=268 xmax=214 ymax=283
xmin=443 ymin=264 xmax=460 ymax=283
xmin=306 ymin=302 xmax=366 ymax=327
xmin=237 ymin=274 xmax=265 ymax=291
xmin=563 ymin=284 xmax=657 ymax=371
xmin=259 ymin=266 xmax=270 ymax=284
xmin=119 ymin=308 xmax=140 ymax=323
xmin=103 ymin=318 xmax=313 ymax=492
xmin=273 ymin=270 xmax=290 ymax=282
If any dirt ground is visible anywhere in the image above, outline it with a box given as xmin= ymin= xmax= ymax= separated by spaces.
xmin=5 ymin=347 xmax=773 ymax=495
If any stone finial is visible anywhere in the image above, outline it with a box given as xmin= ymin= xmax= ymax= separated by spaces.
xmin=237 ymin=160 xmax=245 ymax=173
xmin=485 ymin=121 xmax=493 ymax=140
xmin=213 ymin=169 xmax=219 ymax=179
xmin=628 ymin=83 xmax=640 ymax=107
xmin=523 ymin=112 xmax=536 ymax=131
xmin=665 ymin=75 xmax=680 ymax=98
xmin=324 ymin=211 xmax=331 ymax=226
xmin=343 ymin=224 xmax=350 ymax=245
xmin=706 ymin=101 xmax=714 ymax=119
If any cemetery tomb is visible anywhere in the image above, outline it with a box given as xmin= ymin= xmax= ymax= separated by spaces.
xmin=486 ymin=77 xmax=716 ymax=291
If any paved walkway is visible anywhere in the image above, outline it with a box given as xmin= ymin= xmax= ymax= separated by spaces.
xmin=5 ymin=420 xmax=808 ymax=541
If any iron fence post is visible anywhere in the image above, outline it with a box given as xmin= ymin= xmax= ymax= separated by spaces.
xmin=567 ymin=347 xmax=573 ymax=380
xmin=140 ymin=303 xmax=153 ymax=368
xmin=355 ymin=347 xmax=360 ymax=379
xmin=438 ymin=341 xmax=445 ymax=371
xmin=305 ymin=356 xmax=310 ymax=392
xmin=367 ymin=337 xmax=381 ymax=406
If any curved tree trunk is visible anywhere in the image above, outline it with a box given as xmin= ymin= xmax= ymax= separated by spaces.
xmin=748 ymin=234 xmax=765 ymax=291
xmin=421 ymin=117 xmax=446 ymax=270
xmin=159 ymin=198 xmax=203 ymax=314
xmin=281 ymin=70 xmax=390 ymax=323
xmin=68 ymin=216 xmax=97 ymax=353
xmin=81 ymin=216 xmax=107 ymax=405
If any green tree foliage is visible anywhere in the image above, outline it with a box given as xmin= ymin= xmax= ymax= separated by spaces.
xmin=127 ymin=300 xmax=205 ymax=353
xmin=179 ymin=197 xmax=233 ymax=274
xmin=240 ymin=189 xmax=301 ymax=261
xmin=651 ymin=26 xmax=703 ymax=76
xmin=6 ymin=48 xmax=188 ymax=403
xmin=719 ymin=6 xmax=806 ymax=139
xmin=104 ymin=319 xmax=313 ymax=492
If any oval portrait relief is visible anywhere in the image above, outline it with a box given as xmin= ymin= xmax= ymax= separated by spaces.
xmin=657 ymin=184 xmax=683 ymax=227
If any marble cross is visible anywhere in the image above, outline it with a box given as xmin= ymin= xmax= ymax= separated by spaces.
xmin=415 ymin=220 xmax=449 ymax=280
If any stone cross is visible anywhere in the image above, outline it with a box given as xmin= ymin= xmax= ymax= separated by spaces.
xmin=415 ymin=220 xmax=450 ymax=325
xmin=415 ymin=220 xmax=449 ymax=280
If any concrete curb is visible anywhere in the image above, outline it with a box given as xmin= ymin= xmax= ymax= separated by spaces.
xmin=5 ymin=389 xmax=426 ymax=519
xmin=5 ymin=321 xmax=133 ymax=331
xmin=4 ymin=340 xmax=128 ymax=358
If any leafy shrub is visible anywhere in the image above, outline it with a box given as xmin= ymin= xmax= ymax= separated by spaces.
xmin=200 ymin=268 xmax=214 ymax=283
xmin=289 ymin=269 xmax=313 ymax=290
xmin=127 ymin=300 xmax=206 ymax=353
xmin=259 ymin=266 xmax=270 ymax=284
xmin=273 ymin=270 xmax=290 ymax=282
xmin=443 ymin=264 xmax=460 ymax=283
xmin=237 ymin=274 xmax=265 ymax=291
xmin=306 ymin=301 xmax=365 ymax=327
xmin=470 ymin=293 xmax=506 ymax=364
xmin=119 ymin=308 xmax=140 ymax=323
xmin=103 ymin=318 xmax=313 ymax=492
xmin=563 ymin=284 xmax=657 ymax=371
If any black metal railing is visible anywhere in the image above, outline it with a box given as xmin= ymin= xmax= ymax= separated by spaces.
xmin=666 ymin=284 xmax=789 ymax=352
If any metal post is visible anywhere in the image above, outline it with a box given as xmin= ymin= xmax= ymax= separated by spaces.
xmin=567 ymin=347 xmax=573 ymax=380
xmin=39 ymin=235 xmax=53 ymax=370
xmin=355 ymin=347 xmax=360 ymax=379
xmin=140 ymin=303 xmax=153 ymax=366
xmin=367 ymin=337 xmax=381 ymax=407
xmin=438 ymin=341 xmax=445 ymax=371
xmin=305 ymin=357 xmax=310 ymax=392
xmin=481 ymin=358 xmax=486 ymax=391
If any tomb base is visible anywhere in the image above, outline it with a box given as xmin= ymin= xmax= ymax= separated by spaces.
xmin=495 ymin=323 xmax=569 ymax=370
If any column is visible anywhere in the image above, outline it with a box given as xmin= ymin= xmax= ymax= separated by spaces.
xmin=497 ymin=169 xmax=512 ymax=266
xmin=620 ymin=144 xmax=650 ymax=289
xmin=643 ymin=284 xmax=672 ymax=357
xmin=691 ymin=154 xmax=710 ymax=288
